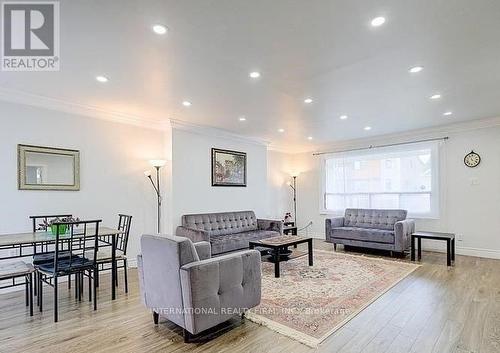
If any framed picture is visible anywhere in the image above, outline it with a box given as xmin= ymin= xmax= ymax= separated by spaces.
xmin=211 ymin=148 xmax=247 ymax=187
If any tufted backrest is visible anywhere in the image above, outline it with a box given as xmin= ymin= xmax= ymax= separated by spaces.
xmin=182 ymin=211 xmax=258 ymax=236
xmin=344 ymin=208 xmax=407 ymax=230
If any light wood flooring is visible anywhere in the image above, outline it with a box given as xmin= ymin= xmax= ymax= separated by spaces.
xmin=1 ymin=240 xmax=500 ymax=353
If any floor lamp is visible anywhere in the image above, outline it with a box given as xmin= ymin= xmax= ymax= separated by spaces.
xmin=144 ymin=159 xmax=166 ymax=233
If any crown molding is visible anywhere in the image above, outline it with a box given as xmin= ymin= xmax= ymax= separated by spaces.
xmin=310 ymin=116 xmax=500 ymax=155
xmin=0 ymin=86 xmax=169 ymax=131
xmin=170 ymin=119 xmax=270 ymax=147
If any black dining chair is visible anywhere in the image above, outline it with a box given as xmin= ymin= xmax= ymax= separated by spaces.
xmin=29 ymin=214 xmax=74 ymax=295
xmin=34 ymin=219 xmax=101 ymax=322
xmin=95 ymin=214 xmax=132 ymax=293
xmin=0 ymin=261 xmax=34 ymax=316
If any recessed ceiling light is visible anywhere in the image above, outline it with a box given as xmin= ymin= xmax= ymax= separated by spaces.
xmin=409 ymin=66 xmax=424 ymax=73
xmin=339 ymin=115 xmax=348 ymax=120
xmin=364 ymin=126 xmax=372 ymax=131
xmin=182 ymin=101 xmax=192 ymax=107
xmin=443 ymin=111 xmax=453 ymax=116
xmin=430 ymin=94 xmax=441 ymax=100
xmin=238 ymin=116 xmax=246 ymax=121
xmin=152 ymin=24 xmax=168 ymax=35
xmin=371 ymin=17 xmax=386 ymax=27
xmin=307 ymin=136 xmax=313 ymax=140
xmin=249 ymin=71 xmax=261 ymax=79
xmin=95 ymin=75 xmax=108 ymax=83
xmin=304 ymin=98 xmax=313 ymax=104
xmin=278 ymin=128 xmax=285 ymax=133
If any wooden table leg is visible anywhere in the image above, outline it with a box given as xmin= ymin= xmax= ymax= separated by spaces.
xmin=411 ymin=235 xmax=415 ymax=261
xmin=274 ymin=248 xmax=280 ymax=278
xmin=308 ymin=239 xmax=313 ymax=266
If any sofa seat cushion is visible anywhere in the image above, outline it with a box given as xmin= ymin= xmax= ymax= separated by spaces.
xmin=331 ymin=227 xmax=395 ymax=244
xmin=210 ymin=230 xmax=279 ymax=254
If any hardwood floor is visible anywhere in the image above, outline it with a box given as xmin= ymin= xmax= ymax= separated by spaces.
xmin=1 ymin=240 xmax=500 ymax=353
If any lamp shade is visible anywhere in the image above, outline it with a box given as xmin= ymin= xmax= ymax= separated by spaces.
xmin=149 ymin=159 xmax=167 ymax=168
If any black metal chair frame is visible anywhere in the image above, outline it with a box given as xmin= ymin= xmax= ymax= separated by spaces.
xmin=95 ymin=214 xmax=132 ymax=293
xmin=30 ymin=214 xmax=74 ymax=296
xmin=35 ymin=220 xmax=101 ymax=322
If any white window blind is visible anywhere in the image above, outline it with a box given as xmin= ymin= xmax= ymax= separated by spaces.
xmin=320 ymin=141 xmax=440 ymax=218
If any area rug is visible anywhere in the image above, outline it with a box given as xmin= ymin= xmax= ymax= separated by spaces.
xmin=246 ymin=250 xmax=419 ymax=347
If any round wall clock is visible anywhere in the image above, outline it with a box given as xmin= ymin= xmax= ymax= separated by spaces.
xmin=464 ymin=150 xmax=481 ymax=168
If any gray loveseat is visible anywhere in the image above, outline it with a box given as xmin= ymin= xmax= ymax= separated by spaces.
xmin=325 ymin=208 xmax=415 ymax=255
xmin=176 ymin=211 xmax=283 ymax=255
xmin=137 ymin=234 xmax=261 ymax=342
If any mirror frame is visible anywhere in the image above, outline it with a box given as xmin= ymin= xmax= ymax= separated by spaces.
xmin=18 ymin=144 xmax=80 ymax=191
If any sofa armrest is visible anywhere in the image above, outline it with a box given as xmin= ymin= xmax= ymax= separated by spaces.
xmin=325 ymin=217 xmax=344 ymax=240
xmin=257 ymin=219 xmax=283 ymax=234
xmin=136 ymin=254 xmax=147 ymax=307
xmin=193 ymin=241 xmax=211 ymax=260
xmin=179 ymin=250 xmax=262 ymax=334
xmin=176 ymin=226 xmax=210 ymax=243
xmin=394 ymin=219 xmax=415 ymax=252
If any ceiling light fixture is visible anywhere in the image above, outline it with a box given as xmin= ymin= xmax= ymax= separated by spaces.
xmin=238 ymin=116 xmax=247 ymax=121
xmin=307 ymin=136 xmax=313 ymax=140
xmin=182 ymin=101 xmax=192 ymax=107
xmin=339 ymin=115 xmax=348 ymax=120
xmin=409 ymin=66 xmax=424 ymax=73
xmin=278 ymin=128 xmax=285 ymax=133
xmin=249 ymin=71 xmax=261 ymax=79
xmin=95 ymin=75 xmax=108 ymax=83
xmin=152 ymin=24 xmax=168 ymax=35
xmin=443 ymin=111 xmax=453 ymax=116
xmin=304 ymin=98 xmax=313 ymax=104
xmin=371 ymin=17 xmax=386 ymax=27
xmin=364 ymin=126 xmax=372 ymax=131
xmin=430 ymin=94 xmax=441 ymax=100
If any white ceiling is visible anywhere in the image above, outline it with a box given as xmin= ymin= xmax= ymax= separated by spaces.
xmin=1 ymin=0 xmax=500 ymax=152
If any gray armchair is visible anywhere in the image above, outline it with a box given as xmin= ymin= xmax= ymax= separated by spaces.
xmin=137 ymin=234 xmax=262 ymax=342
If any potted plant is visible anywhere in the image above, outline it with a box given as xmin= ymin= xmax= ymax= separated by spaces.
xmin=38 ymin=217 xmax=80 ymax=235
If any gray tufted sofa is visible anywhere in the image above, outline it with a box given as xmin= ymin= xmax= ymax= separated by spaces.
xmin=325 ymin=208 xmax=415 ymax=255
xmin=137 ymin=234 xmax=261 ymax=342
xmin=176 ymin=211 xmax=283 ymax=255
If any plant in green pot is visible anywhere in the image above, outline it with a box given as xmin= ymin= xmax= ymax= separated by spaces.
xmin=38 ymin=217 xmax=80 ymax=235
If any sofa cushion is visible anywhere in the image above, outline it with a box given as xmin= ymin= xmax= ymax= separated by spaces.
xmin=210 ymin=230 xmax=279 ymax=254
xmin=331 ymin=227 xmax=395 ymax=244
xmin=182 ymin=211 xmax=258 ymax=237
xmin=344 ymin=208 xmax=407 ymax=230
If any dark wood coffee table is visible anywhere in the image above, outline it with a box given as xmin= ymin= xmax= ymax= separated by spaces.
xmin=411 ymin=231 xmax=455 ymax=266
xmin=249 ymin=235 xmax=313 ymax=278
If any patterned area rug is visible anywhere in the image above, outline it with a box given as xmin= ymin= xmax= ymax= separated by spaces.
xmin=246 ymin=249 xmax=419 ymax=347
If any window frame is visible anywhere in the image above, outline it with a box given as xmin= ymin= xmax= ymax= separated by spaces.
xmin=319 ymin=141 xmax=440 ymax=219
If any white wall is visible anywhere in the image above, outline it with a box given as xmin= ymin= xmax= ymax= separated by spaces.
xmin=171 ymin=127 xmax=282 ymax=228
xmin=292 ymin=121 xmax=500 ymax=259
xmin=0 ymin=100 xmax=166 ymax=263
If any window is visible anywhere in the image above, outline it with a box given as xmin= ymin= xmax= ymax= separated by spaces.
xmin=320 ymin=141 xmax=440 ymax=218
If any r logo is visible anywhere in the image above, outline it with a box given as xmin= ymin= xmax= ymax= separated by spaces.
xmin=1 ymin=1 xmax=60 ymax=71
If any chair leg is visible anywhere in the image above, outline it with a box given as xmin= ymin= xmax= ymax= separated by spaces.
xmin=124 ymin=259 xmax=128 ymax=294
xmin=39 ymin=273 xmax=43 ymax=312
xmin=34 ymin=271 xmax=38 ymax=296
xmin=54 ymin=276 xmax=58 ymax=322
xmin=153 ymin=311 xmax=159 ymax=324
xmin=333 ymin=243 xmax=337 ymax=251
xmin=95 ymin=266 xmax=99 ymax=288
xmin=68 ymin=274 xmax=71 ymax=289
xmin=93 ymin=267 xmax=97 ymax=311
xmin=78 ymin=272 xmax=82 ymax=302
xmin=183 ymin=329 xmax=193 ymax=343
xmin=29 ymin=273 xmax=33 ymax=316
xmin=88 ymin=270 xmax=92 ymax=302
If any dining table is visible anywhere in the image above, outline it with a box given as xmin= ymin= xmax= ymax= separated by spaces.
xmin=0 ymin=226 xmax=124 ymax=300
